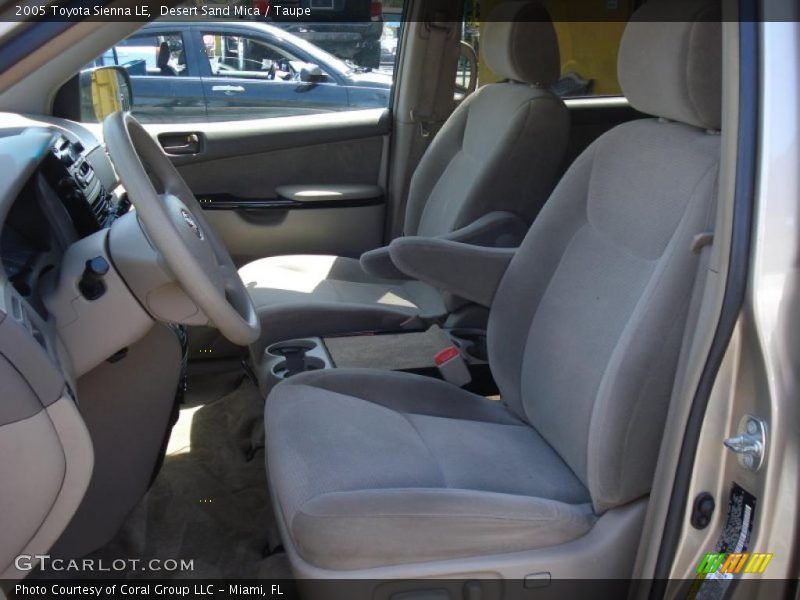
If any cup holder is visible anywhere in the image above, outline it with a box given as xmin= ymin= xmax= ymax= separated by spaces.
xmin=265 ymin=339 xmax=329 ymax=380
xmin=273 ymin=356 xmax=326 ymax=379
xmin=449 ymin=328 xmax=488 ymax=362
xmin=267 ymin=340 xmax=318 ymax=357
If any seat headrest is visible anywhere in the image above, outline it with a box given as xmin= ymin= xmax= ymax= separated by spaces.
xmin=618 ymin=0 xmax=722 ymax=130
xmin=481 ymin=1 xmax=560 ymax=87
xmin=157 ymin=42 xmax=171 ymax=69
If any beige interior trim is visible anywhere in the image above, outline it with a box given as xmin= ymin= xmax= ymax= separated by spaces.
xmin=52 ymin=324 xmax=181 ymax=560
xmin=385 ymin=0 xmax=463 ymax=239
xmin=270 ymin=469 xmax=648 ymax=580
xmin=661 ymin=20 xmax=800 ymax=584
xmin=42 ymin=228 xmax=154 ymax=377
xmin=1 ymin=396 xmax=93 ymax=579
xmin=632 ymin=20 xmax=740 ymax=579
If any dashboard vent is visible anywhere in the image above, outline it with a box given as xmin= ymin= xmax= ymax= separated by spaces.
xmin=91 ymin=192 xmax=110 ymax=224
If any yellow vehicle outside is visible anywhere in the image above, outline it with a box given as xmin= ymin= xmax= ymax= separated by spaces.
xmin=90 ymin=68 xmax=124 ymax=121
xmin=476 ymin=0 xmax=635 ymax=95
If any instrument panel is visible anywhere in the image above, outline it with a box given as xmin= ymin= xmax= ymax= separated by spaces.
xmin=43 ymin=133 xmax=129 ymax=236
xmin=0 ymin=124 xmax=127 ymax=318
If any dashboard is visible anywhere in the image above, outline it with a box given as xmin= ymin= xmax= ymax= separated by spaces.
xmin=0 ymin=119 xmax=129 ymax=315
xmin=0 ymin=113 xmax=157 ymax=580
xmin=44 ymin=133 xmax=127 ymax=234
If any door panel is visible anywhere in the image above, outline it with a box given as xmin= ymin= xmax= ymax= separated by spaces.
xmin=145 ymin=109 xmax=390 ymax=266
xmin=202 ymin=204 xmax=384 ymax=267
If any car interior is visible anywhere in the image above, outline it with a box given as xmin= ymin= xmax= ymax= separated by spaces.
xmin=239 ymin=0 xmax=571 ymax=384
xmin=0 ymin=0 xmax=771 ymax=592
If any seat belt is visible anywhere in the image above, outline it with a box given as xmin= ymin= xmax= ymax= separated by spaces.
xmin=410 ymin=13 xmax=455 ymax=139
xmin=671 ymin=176 xmax=720 ymax=407
xmin=388 ymin=10 xmax=460 ymax=239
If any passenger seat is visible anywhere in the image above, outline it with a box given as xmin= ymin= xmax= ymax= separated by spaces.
xmin=263 ymin=0 xmax=723 ymax=577
xmin=239 ymin=0 xmax=569 ymax=355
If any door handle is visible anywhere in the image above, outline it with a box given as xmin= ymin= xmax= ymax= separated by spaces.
xmin=159 ymin=133 xmax=202 ymax=155
xmin=212 ymin=85 xmax=245 ymax=94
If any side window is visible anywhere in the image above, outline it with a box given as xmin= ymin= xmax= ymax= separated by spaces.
xmin=78 ymin=17 xmax=399 ymax=124
xmin=82 ymin=30 xmax=206 ymax=125
xmin=456 ymin=12 xmax=480 ymax=102
xmin=381 ymin=4 xmax=403 ymax=76
xmin=91 ymin=33 xmax=189 ymax=78
xmin=197 ymin=26 xmax=393 ymax=122
xmin=201 ymin=32 xmax=332 ymax=81
xmin=549 ymin=22 xmax=627 ymax=97
xmin=468 ymin=2 xmax=633 ymax=99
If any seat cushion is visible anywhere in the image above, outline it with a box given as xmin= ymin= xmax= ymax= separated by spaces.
xmin=239 ymin=255 xmax=447 ymax=351
xmin=265 ymin=369 xmax=594 ymax=570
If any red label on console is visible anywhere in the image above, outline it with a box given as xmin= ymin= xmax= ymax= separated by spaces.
xmin=435 ymin=346 xmax=460 ymax=366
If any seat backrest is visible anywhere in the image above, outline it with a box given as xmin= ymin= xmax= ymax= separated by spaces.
xmin=403 ymin=1 xmax=568 ymax=240
xmin=487 ymin=0 xmax=722 ymax=513
xmin=157 ymin=42 xmax=177 ymax=77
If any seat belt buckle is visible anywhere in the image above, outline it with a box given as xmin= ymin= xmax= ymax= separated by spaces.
xmin=435 ymin=346 xmax=472 ymax=387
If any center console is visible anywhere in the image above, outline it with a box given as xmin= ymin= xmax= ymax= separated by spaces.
xmin=257 ymin=326 xmax=495 ymax=396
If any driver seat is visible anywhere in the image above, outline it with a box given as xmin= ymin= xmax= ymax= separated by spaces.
xmin=264 ymin=0 xmax=722 ymax=577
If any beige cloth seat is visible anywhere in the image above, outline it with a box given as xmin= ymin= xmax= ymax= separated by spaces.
xmin=264 ymin=0 xmax=722 ymax=574
xmin=239 ymin=255 xmax=446 ymax=353
xmin=239 ymin=0 xmax=569 ymax=353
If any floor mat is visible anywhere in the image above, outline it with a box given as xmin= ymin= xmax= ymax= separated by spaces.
xmin=87 ymin=368 xmax=291 ymax=579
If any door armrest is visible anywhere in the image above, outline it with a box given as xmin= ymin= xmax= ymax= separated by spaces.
xmin=275 ymin=184 xmax=383 ymax=204
xmin=389 ymin=238 xmax=516 ymax=308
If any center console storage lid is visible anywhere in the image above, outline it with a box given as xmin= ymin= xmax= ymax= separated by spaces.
xmin=324 ymin=326 xmax=452 ymax=371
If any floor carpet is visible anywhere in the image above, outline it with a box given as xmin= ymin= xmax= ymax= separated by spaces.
xmin=87 ymin=363 xmax=291 ymax=579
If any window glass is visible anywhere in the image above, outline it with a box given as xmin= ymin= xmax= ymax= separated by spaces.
xmin=202 ymin=32 xmax=334 ymax=80
xmin=472 ymin=0 xmax=635 ymax=98
xmin=549 ymin=22 xmax=627 ymax=97
xmin=82 ymin=31 xmax=206 ymax=125
xmin=79 ymin=19 xmax=397 ymax=124
xmin=381 ymin=0 xmax=403 ymax=76
xmin=455 ymin=7 xmax=479 ymax=102
xmin=90 ymin=33 xmax=188 ymax=78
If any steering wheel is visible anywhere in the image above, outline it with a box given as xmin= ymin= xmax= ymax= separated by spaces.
xmin=103 ymin=111 xmax=261 ymax=346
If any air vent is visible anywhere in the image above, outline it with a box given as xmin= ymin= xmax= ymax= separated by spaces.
xmin=91 ymin=192 xmax=110 ymax=223
xmin=75 ymin=160 xmax=95 ymax=187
